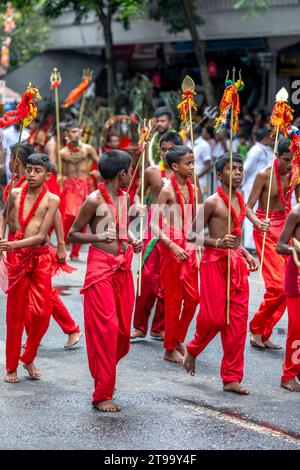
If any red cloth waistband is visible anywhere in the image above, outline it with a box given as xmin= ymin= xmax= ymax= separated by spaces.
xmin=201 ymin=246 xmax=248 ymax=292
xmin=255 ymin=208 xmax=287 ymax=221
xmin=81 ymin=244 xmax=133 ymax=293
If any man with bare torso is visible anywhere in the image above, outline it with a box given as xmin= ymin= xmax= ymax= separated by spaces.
xmin=277 ymin=205 xmax=300 ymax=392
xmin=0 ymin=154 xmax=59 ymax=384
xmin=68 ymin=150 xmax=142 ymax=412
xmin=130 ymin=131 xmax=184 ymax=341
xmin=184 ymin=153 xmax=258 ymax=394
xmin=246 ymin=139 xmax=300 ymax=350
xmin=60 ymin=120 xmax=99 ymax=259
xmin=150 ymin=145 xmax=201 ymax=363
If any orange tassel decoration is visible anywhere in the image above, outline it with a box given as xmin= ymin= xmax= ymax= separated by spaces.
xmin=177 ymin=89 xmax=198 ymax=126
xmin=63 ymin=69 xmax=93 ymax=108
xmin=269 ymin=100 xmax=294 ymax=135
xmin=214 ymin=79 xmax=244 ymax=134
xmin=0 ymin=83 xmax=41 ymax=128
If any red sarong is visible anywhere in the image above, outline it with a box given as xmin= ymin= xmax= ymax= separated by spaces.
xmin=251 ymin=209 xmax=287 ymax=341
xmin=133 ymin=206 xmax=164 ymax=335
xmin=281 ymin=257 xmax=300 ymax=382
xmin=81 ymin=245 xmax=134 ymax=406
xmin=7 ymin=232 xmax=80 ymax=337
xmin=5 ymin=244 xmax=52 ymax=372
xmin=61 ymin=177 xmax=89 ymax=258
xmin=160 ymin=228 xmax=199 ymax=351
xmin=187 ymin=247 xmax=249 ymax=384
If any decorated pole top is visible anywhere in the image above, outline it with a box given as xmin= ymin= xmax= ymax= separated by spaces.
xmin=138 ymin=118 xmax=153 ymax=146
xmin=0 ymin=82 xmax=41 ymax=129
xmin=275 ymin=87 xmax=289 ymax=103
xmin=63 ymin=68 xmax=94 ymax=108
xmin=177 ymin=75 xmax=198 ymax=127
xmin=214 ymin=68 xmax=244 ymax=134
xmin=269 ymin=87 xmax=293 ymax=134
xmin=50 ymin=67 xmax=62 ymax=90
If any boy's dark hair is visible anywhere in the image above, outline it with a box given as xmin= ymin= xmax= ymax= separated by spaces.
xmin=10 ymin=142 xmax=35 ymax=166
xmin=256 ymin=127 xmax=272 ymax=142
xmin=160 ymin=131 xmax=183 ymax=147
xmin=26 ymin=153 xmax=51 ymax=172
xmin=204 ymin=125 xmax=214 ymax=139
xmin=65 ymin=120 xmax=80 ymax=130
xmin=277 ymin=138 xmax=291 ymax=156
xmin=98 ymin=150 xmax=132 ymax=180
xmin=215 ymin=152 xmax=244 ymax=173
xmin=154 ymin=106 xmax=172 ymax=120
xmin=166 ymin=145 xmax=192 ymax=171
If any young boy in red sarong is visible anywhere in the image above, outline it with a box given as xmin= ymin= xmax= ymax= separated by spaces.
xmin=68 ymin=150 xmax=142 ymax=412
xmin=0 ymin=154 xmax=60 ymax=383
xmin=131 ymin=131 xmax=185 ymax=341
xmin=277 ymin=205 xmax=300 ymax=392
xmin=184 ymin=153 xmax=258 ymax=394
xmin=4 ymin=143 xmax=82 ymax=349
xmin=60 ymin=121 xmax=99 ymax=260
xmin=150 ymin=146 xmax=201 ymax=363
xmin=246 ymin=139 xmax=300 ymax=349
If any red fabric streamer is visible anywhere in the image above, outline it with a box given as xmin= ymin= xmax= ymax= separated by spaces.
xmin=63 ymin=74 xmax=92 ymax=108
xmin=0 ymin=85 xmax=41 ymax=128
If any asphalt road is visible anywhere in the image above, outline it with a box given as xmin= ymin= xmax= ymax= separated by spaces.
xmin=0 ymin=245 xmax=299 ymax=450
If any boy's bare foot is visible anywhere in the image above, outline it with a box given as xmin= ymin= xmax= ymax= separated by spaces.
xmin=264 ymin=339 xmax=282 ymax=350
xmin=64 ymin=331 xmax=82 ymax=349
xmin=4 ymin=370 xmax=19 ymax=383
xmin=94 ymin=400 xmax=121 ymax=412
xmin=150 ymin=331 xmax=164 ymax=340
xmin=223 ymin=382 xmax=249 ymax=395
xmin=183 ymin=352 xmax=196 ymax=376
xmin=250 ymin=333 xmax=265 ymax=349
xmin=164 ymin=349 xmax=184 ymax=363
xmin=23 ymin=362 xmax=41 ymax=380
xmin=176 ymin=342 xmax=185 ymax=356
xmin=130 ymin=329 xmax=146 ymax=339
xmin=281 ymin=380 xmax=300 ymax=392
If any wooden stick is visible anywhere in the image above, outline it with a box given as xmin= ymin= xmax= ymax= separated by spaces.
xmin=54 ymin=85 xmax=62 ymax=186
xmin=138 ymin=142 xmax=146 ymax=296
xmin=188 ymin=99 xmax=201 ymax=292
xmin=226 ymin=67 xmax=236 ymax=326
xmin=258 ymin=125 xmax=280 ymax=285
xmin=79 ymin=93 xmax=86 ymax=126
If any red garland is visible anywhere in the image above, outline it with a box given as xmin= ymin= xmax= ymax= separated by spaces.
xmin=170 ymin=174 xmax=194 ymax=223
xmin=217 ymin=186 xmax=246 ymax=237
xmin=15 ymin=183 xmax=48 ymax=240
xmin=66 ymin=142 xmax=80 ymax=153
xmin=3 ymin=175 xmax=26 ymax=203
xmin=98 ymin=182 xmax=128 ymax=241
xmin=274 ymin=158 xmax=292 ymax=211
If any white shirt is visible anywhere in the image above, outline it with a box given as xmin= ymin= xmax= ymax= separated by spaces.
xmin=189 ymin=136 xmax=212 ymax=191
xmin=2 ymin=126 xmax=30 ymax=179
xmin=242 ymin=142 xmax=274 ymax=198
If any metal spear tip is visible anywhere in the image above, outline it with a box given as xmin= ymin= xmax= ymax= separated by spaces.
xmin=275 ymin=87 xmax=289 ymax=102
xmin=182 ymin=75 xmax=195 ymax=92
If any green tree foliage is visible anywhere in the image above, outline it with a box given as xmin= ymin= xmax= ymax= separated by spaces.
xmin=0 ymin=5 xmax=51 ymax=70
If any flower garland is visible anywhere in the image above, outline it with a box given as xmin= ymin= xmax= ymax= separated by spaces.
xmin=274 ymin=158 xmax=292 ymax=211
xmin=170 ymin=174 xmax=194 ymax=228
xmin=98 ymin=182 xmax=128 ymax=241
xmin=217 ymin=186 xmax=246 ymax=237
xmin=67 ymin=142 xmax=81 ymax=154
xmin=3 ymin=175 xmax=26 ymax=203
xmin=15 ymin=183 xmax=48 ymax=240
